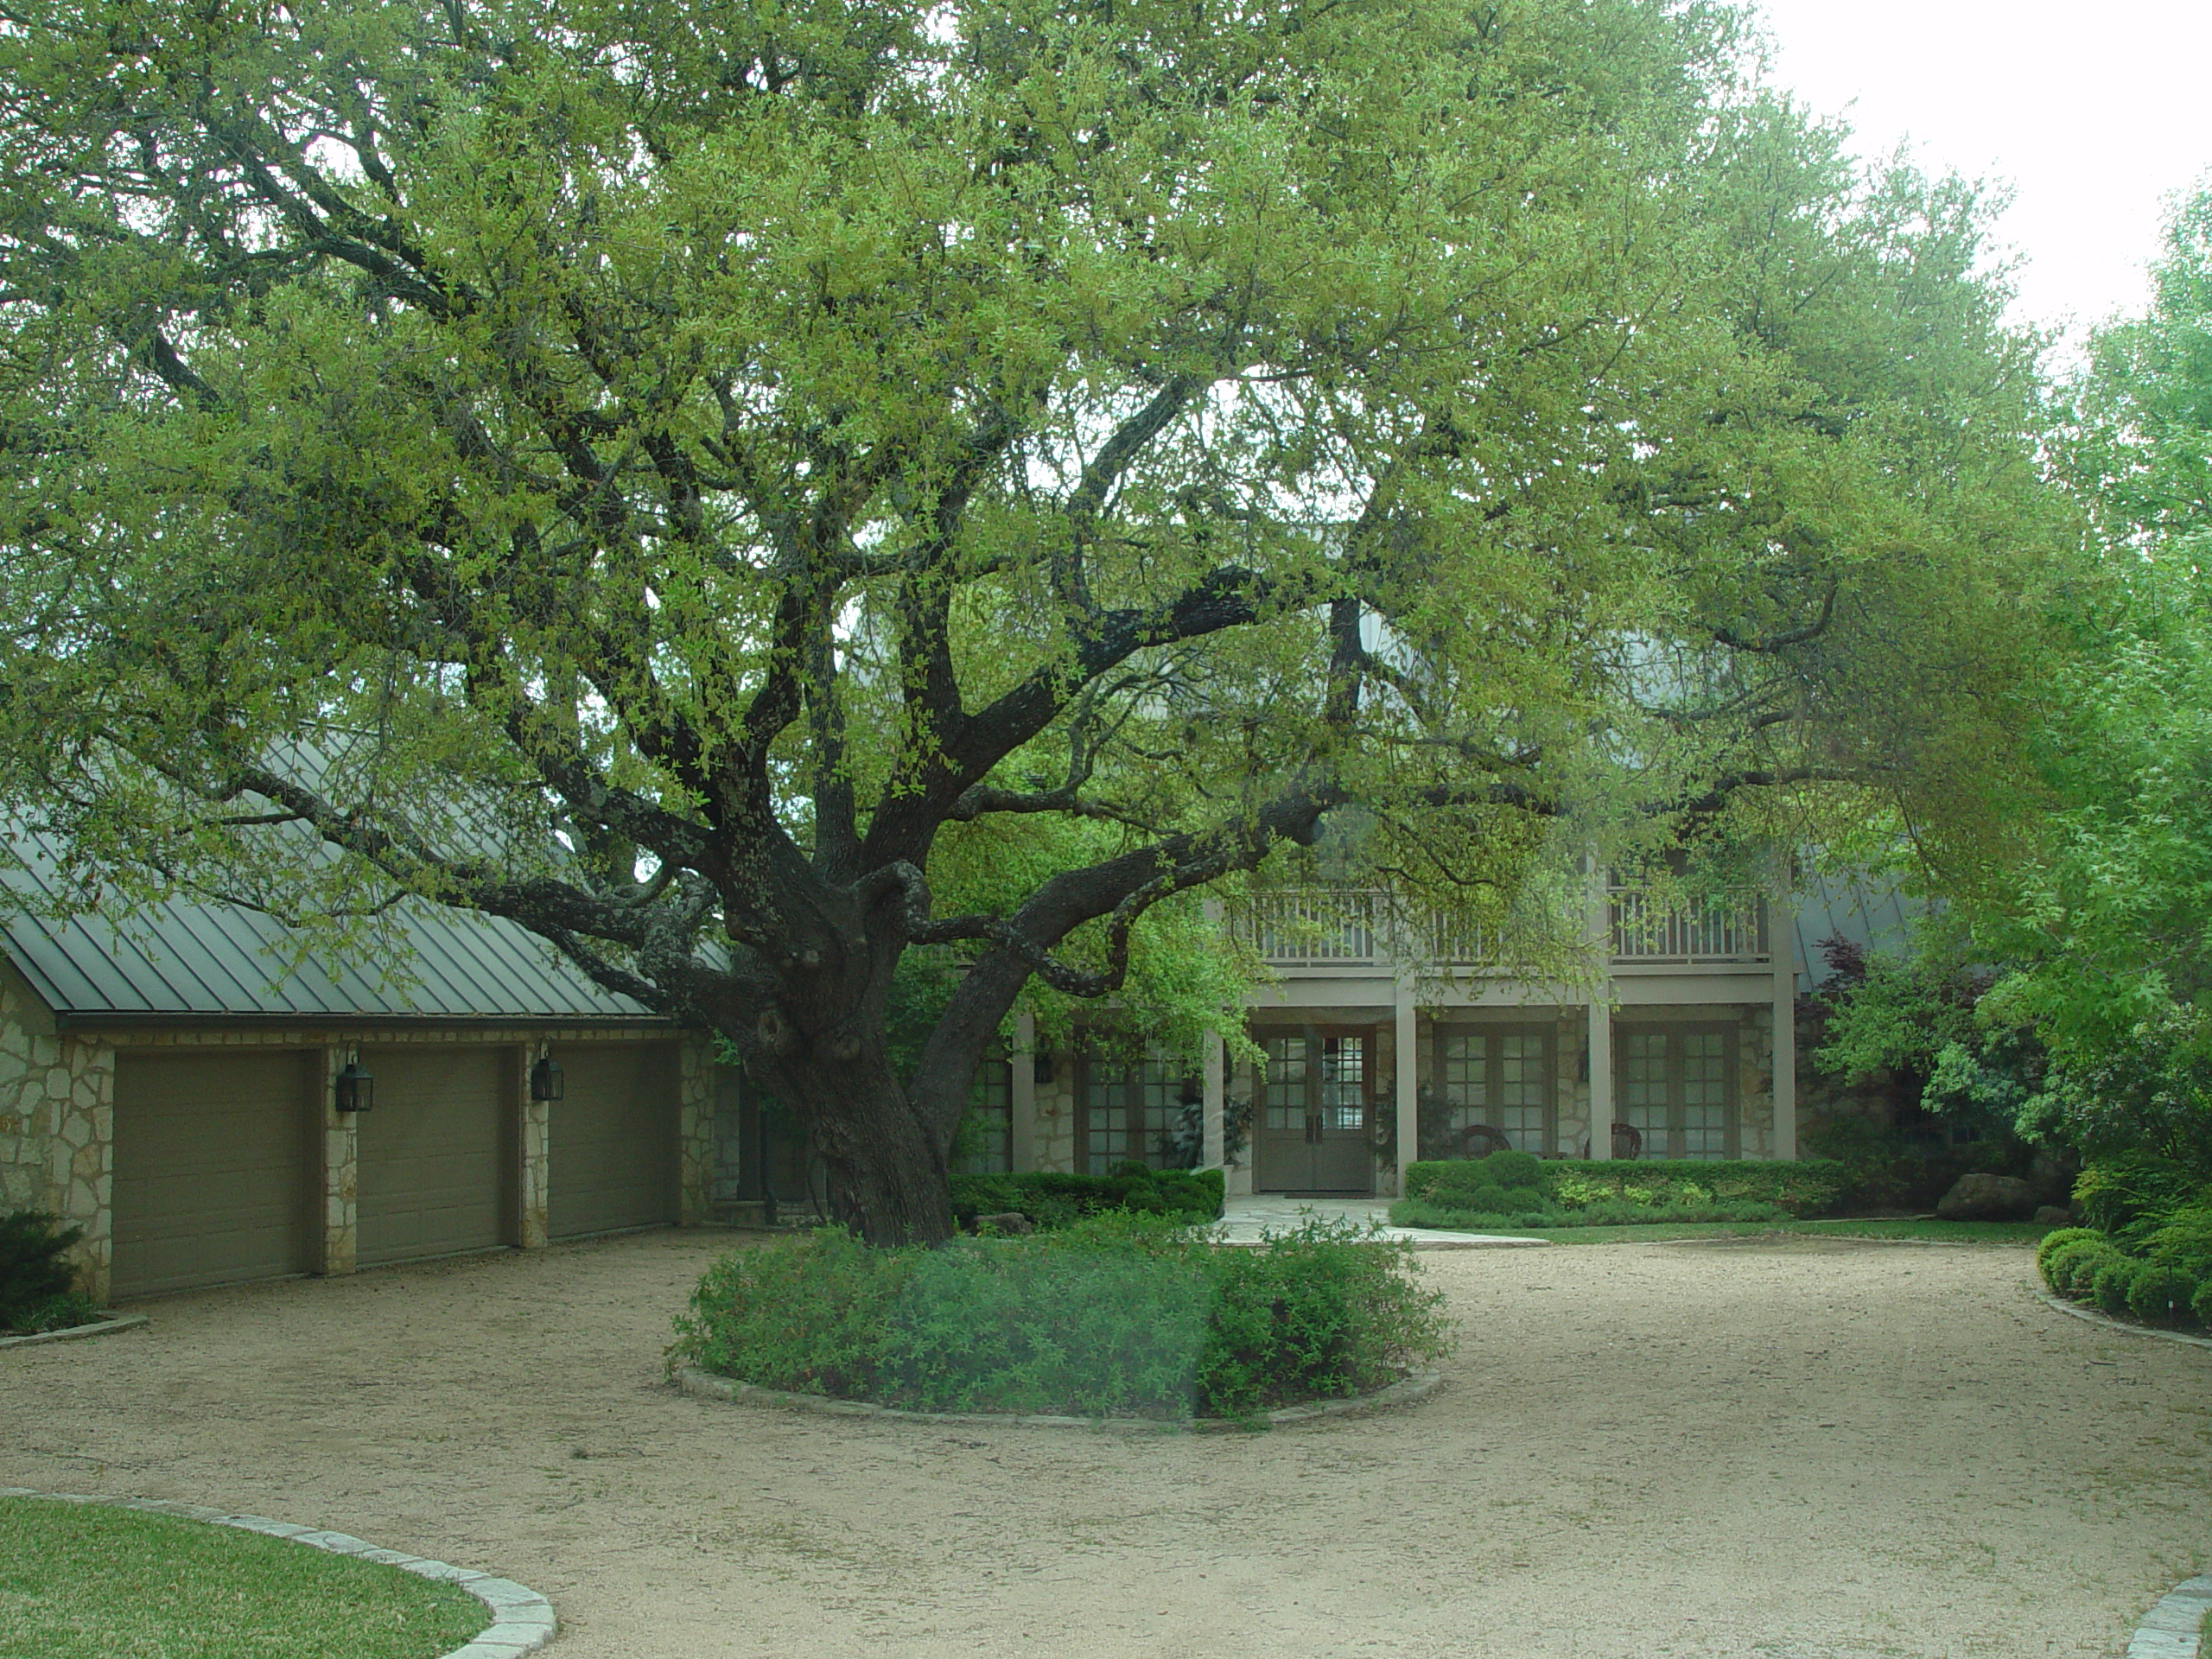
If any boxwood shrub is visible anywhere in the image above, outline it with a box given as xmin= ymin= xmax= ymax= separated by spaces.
xmin=2039 ymin=1164 xmax=2212 ymax=1332
xmin=1394 ymin=1154 xmax=1843 ymax=1230
xmin=949 ymin=1165 xmax=1224 ymax=1230
xmin=673 ymin=1211 xmax=1451 ymax=1425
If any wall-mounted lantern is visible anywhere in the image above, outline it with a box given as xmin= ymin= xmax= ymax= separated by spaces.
xmin=529 ymin=1048 xmax=565 ymax=1103
xmin=334 ymin=1053 xmax=374 ymax=1113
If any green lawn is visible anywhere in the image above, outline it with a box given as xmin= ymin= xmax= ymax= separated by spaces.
xmin=1446 ymin=1217 xmax=2053 ymax=1246
xmin=0 ymin=1497 xmax=488 ymax=1659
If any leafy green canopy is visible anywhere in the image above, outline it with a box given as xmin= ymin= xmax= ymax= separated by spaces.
xmin=0 ymin=0 xmax=2058 ymax=1235
xmin=1944 ymin=181 xmax=2212 ymax=1171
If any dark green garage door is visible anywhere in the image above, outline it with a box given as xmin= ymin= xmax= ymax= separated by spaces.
xmin=548 ymin=1044 xmax=679 ymax=1238
xmin=111 ymin=1051 xmax=317 ymax=1299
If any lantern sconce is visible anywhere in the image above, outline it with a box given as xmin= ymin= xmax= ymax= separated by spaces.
xmin=529 ymin=1046 xmax=565 ymax=1103
xmin=334 ymin=1052 xmax=374 ymax=1114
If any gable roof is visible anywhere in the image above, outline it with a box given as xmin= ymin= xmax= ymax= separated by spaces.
xmin=0 ymin=828 xmax=666 ymax=1028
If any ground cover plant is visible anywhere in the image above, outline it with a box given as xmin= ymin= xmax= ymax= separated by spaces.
xmin=2037 ymin=1153 xmax=2212 ymax=1329
xmin=0 ymin=1211 xmax=101 ymax=1336
xmin=0 ymin=1497 xmax=486 ymax=1659
xmin=673 ymin=1212 xmax=1450 ymax=1425
xmin=1459 ymin=1217 xmax=2056 ymax=1246
xmin=1391 ymin=1152 xmax=1846 ymax=1231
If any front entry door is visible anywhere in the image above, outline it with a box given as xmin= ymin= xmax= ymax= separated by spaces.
xmin=1255 ymin=1028 xmax=1375 ymax=1194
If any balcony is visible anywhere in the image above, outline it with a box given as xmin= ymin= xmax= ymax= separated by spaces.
xmin=1237 ymin=886 xmax=1771 ymax=974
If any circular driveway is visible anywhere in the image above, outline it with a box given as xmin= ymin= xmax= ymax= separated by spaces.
xmin=3 ymin=1230 xmax=2205 ymax=1657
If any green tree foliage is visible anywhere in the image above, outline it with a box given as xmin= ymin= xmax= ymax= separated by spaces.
xmin=0 ymin=0 xmax=2056 ymax=1241
xmin=1962 ymin=181 xmax=2212 ymax=1173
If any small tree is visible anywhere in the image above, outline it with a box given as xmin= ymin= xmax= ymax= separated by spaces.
xmin=0 ymin=0 xmax=2056 ymax=1242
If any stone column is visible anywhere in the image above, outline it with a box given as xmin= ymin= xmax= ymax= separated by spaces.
xmin=513 ymin=1045 xmax=549 ymax=1249
xmin=1586 ymin=861 xmax=1614 ymax=1159
xmin=1202 ymin=1031 xmax=1225 ymax=1171
xmin=677 ymin=1037 xmax=717 ymax=1225
xmin=49 ymin=1039 xmax=114 ymax=1303
xmin=1009 ymin=1010 xmax=1039 ymax=1173
xmin=1772 ymin=887 xmax=1798 ymax=1161
xmin=318 ymin=1046 xmax=359 ymax=1277
xmin=1394 ymin=979 xmax=1418 ymax=1198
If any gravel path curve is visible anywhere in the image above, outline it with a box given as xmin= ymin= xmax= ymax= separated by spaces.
xmin=2 ymin=1229 xmax=2205 ymax=1658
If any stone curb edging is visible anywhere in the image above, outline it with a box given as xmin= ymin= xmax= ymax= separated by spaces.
xmin=2036 ymin=1289 xmax=2212 ymax=1352
xmin=0 ymin=1488 xmax=555 ymax=1659
xmin=673 ymin=1362 xmax=1441 ymax=1433
xmin=2127 ymin=1573 xmax=2212 ymax=1657
xmin=0 ymin=1313 xmax=149 ymax=1351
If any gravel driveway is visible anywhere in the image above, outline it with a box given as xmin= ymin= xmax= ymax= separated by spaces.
xmin=2 ymin=1229 xmax=2205 ymax=1658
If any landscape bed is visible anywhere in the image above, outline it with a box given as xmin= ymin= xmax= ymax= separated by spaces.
xmin=672 ymin=1212 xmax=1451 ymax=1426
xmin=1391 ymin=1152 xmax=1849 ymax=1231
xmin=2035 ymin=1152 xmax=2212 ymax=1332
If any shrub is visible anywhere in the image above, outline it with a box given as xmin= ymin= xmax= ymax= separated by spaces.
xmin=1404 ymin=1157 xmax=1845 ymax=1217
xmin=1198 ymin=1219 xmax=1451 ymax=1423
xmin=2126 ymin=1262 xmax=2197 ymax=1322
xmin=2073 ymin=1152 xmax=2206 ymax=1248
xmin=673 ymin=1213 xmax=1452 ymax=1423
xmin=2036 ymin=1226 xmax=2101 ymax=1283
xmin=2090 ymin=1254 xmax=2143 ymax=1316
xmin=2141 ymin=1205 xmax=2212 ymax=1282
xmin=1390 ymin=1196 xmax=1784 ymax=1230
xmin=0 ymin=1211 xmax=84 ymax=1333
xmin=2044 ymin=1236 xmax=2121 ymax=1298
xmin=2195 ymin=1276 xmax=2212 ymax=1329
xmin=949 ymin=1166 xmax=1224 ymax=1230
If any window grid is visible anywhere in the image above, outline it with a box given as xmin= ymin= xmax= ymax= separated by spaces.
xmin=1434 ymin=1027 xmax=1554 ymax=1154
xmin=961 ymin=1054 xmax=1014 ymax=1174
xmin=1082 ymin=1052 xmax=1187 ymax=1173
xmin=1618 ymin=1026 xmax=1737 ymax=1160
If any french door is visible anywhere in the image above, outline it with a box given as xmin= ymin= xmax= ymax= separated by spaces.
xmin=1255 ymin=1027 xmax=1376 ymax=1194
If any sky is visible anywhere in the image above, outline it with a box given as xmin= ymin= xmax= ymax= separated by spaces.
xmin=1751 ymin=0 xmax=2212 ymax=350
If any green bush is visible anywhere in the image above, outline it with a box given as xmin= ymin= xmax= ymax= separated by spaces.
xmin=0 ymin=1211 xmax=85 ymax=1334
xmin=2036 ymin=1226 xmax=2101 ymax=1282
xmin=2142 ymin=1205 xmax=2212 ymax=1282
xmin=1402 ymin=1156 xmax=1844 ymax=1217
xmin=2044 ymin=1236 xmax=2121 ymax=1297
xmin=1391 ymin=1196 xmax=1784 ymax=1230
xmin=949 ymin=1166 xmax=1224 ymax=1230
xmin=2195 ymin=1277 xmax=2212 ymax=1329
xmin=673 ymin=1212 xmax=1451 ymax=1423
xmin=2073 ymin=1152 xmax=2207 ymax=1249
xmin=2126 ymin=1262 xmax=2197 ymax=1322
xmin=2090 ymin=1254 xmax=2143 ymax=1316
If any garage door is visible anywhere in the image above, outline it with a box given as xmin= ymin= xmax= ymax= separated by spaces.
xmin=549 ymin=1044 xmax=679 ymax=1238
xmin=111 ymin=1051 xmax=316 ymax=1299
xmin=357 ymin=1046 xmax=507 ymax=1267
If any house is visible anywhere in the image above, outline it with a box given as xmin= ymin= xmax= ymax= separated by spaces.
xmin=0 ymin=830 xmax=723 ymax=1304
xmin=0 ymin=831 xmax=1812 ymax=1300
xmin=968 ymin=869 xmax=1802 ymax=1199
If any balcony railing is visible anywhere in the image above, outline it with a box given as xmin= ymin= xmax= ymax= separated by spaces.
xmin=1237 ymin=885 xmax=1771 ymax=971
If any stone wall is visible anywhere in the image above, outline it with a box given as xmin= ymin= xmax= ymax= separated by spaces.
xmin=0 ymin=970 xmax=115 ymax=1294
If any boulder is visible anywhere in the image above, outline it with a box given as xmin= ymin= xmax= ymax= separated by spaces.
xmin=2032 ymin=1205 xmax=2075 ymax=1227
xmin=1936 ymin=1172 xmax=2040 ymax=1222
xmin=974 ymin=1211 xmax=1035 ymax=1236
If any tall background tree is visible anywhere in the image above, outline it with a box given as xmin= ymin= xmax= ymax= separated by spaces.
xmin=0 ymin=0 xmax=2056 ymax=1242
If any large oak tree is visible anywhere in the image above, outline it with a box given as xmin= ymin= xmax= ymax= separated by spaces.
xmin=0 ymin=0 xmax=2055 ymax=1241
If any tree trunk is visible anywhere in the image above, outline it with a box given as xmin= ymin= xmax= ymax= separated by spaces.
xmin=760 ymin=1033 xmax=957 ymax=1248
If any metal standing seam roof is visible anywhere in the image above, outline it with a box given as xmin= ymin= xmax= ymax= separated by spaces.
xmin=0 ymin=826 xmax=666 ymax=1025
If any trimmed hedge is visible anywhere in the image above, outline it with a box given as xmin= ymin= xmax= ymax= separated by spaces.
xmin=949 ymin=1165 xmax=1224 ymax=1230
xmin=2037 ymin=1163 xmax=2212 ymax=1332
xmin=1395 ymin=1155 xmax=1845 ymax=1231
xmin=673 ymin=1211 xmax=1452 ymax=1424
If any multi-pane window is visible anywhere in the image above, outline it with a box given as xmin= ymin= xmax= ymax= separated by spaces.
xmin=1618 ymin=1026 xmax=1736 ymax=1160
xmin=1432 ymin=1027 xmax=1554 ymax=1154
xmin=1080 ymin=1050 xmax=1189 ymax=1173
xmin=1262 ymin=1033 xmax=1368 ymax=1132
xmin=961 ymin=1052 xmax=1014 ymax=1174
